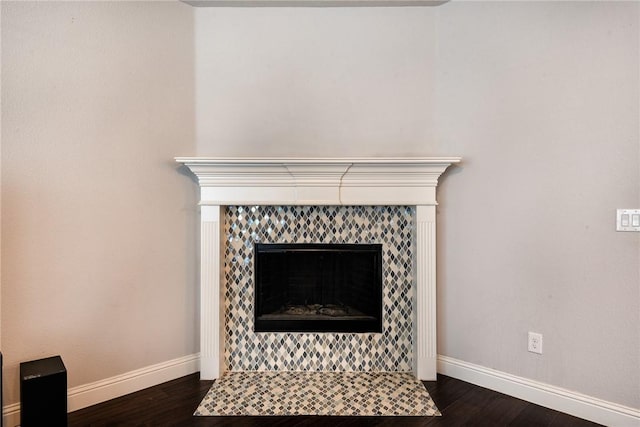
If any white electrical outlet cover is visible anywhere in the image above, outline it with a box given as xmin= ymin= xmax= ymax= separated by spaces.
xmin=528 ymin=332 xmax=543 ymax=354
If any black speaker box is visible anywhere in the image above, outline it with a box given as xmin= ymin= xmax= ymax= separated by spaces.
xmin=20 ymin=355 xmax=67 ymax=427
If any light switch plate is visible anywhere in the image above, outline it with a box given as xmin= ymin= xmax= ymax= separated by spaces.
xmin=617 ymin=209 xmax=640 ymax=232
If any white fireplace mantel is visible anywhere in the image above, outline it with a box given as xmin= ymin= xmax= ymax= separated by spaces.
xmin=176 ymin=157 xmax=460 ymax=381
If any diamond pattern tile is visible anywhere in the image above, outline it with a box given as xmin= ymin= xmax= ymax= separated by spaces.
xmin=224 ymin=206 xmax=414 ymax=372
xmin=194 ymin=371 xmax=440 ymax=416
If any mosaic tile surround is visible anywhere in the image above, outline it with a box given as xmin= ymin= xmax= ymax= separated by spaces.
xmin=224 ymin=205 xmax=415 ymax=372
xmin=195 ymin=371 xmax=440 ymax=416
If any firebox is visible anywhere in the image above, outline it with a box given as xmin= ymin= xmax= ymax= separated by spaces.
xmin=254 ymin=243 xmax=383 ymax=333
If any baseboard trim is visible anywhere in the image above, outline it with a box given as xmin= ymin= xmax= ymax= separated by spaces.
xmin=3 ymin=353 xmax=200 ymax=427
xmin=437 ymin=355 xmax=640 ymax=427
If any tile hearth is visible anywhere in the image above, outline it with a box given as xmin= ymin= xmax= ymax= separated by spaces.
xmin=194 ymin=371 xmax=441 ymax=416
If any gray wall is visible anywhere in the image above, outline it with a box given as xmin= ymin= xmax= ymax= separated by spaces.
xmin=194 ymin=6 xmax=438 ymax=156
xmin=435 ymin=2 xmax=639 ymax=408
xmin=1 ymin=1 xmax=197 ymax=405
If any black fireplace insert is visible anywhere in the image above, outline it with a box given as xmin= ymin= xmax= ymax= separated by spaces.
xmin=254 ymin=243 xmax=383 ymax=333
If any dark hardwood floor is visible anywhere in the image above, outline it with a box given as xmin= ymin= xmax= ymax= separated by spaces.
xmin=68 ymin=373 xmax=602 ymax=426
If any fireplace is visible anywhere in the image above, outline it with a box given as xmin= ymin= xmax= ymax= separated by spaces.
xmin=175 ymin=157 xmax=461 ymax=381
xmin=254 ymin=243 xmax=383 ymax=333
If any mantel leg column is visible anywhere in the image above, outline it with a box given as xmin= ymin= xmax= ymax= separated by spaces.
xmin=415 ymin=205 xmax=437 ymax=380
xmin=200 ymin=205 xmax=223 ymax=380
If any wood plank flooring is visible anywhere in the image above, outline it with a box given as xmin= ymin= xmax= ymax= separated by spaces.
xmin=67 ymin=373 xmax=602 ymax=426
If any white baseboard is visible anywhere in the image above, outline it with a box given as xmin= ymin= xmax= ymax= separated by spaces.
xmin=438 ymin=355 xmax=640 ymax=427
xmin=3 ymin=353 xmax=200 ymax=427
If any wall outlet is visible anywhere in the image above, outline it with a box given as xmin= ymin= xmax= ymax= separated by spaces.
xmin=528 ymin=332 xmax=543 ymax=354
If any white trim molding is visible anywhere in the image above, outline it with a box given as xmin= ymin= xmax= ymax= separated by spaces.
xmin=176 ymin=157 xmax=461 ymax=381
xmin=438 ymin=355 xmax=640 ymax=427
xmin=2 ymin=353 xmax=200 ymax=427
xmin=175 ymin=157 xmax=460 ymax=206
xmin=415 ymin=205 xmax=438 ymax=380
xmin=200 ymin=205 xmax=224 ymax=379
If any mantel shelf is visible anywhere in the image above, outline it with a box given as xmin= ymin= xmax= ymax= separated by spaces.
xmin=176 ymin=156 xmax=461 ymax=206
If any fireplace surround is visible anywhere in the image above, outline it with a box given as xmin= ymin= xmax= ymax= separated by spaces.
xmin=176 ymin=157 xmax=460 ymax=381
xmin=224 ymin=204 xmax=413 ymax=372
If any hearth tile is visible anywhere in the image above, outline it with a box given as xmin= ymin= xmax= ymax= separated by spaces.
xmin=194 ymin=371 xmax=440 ymax=417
